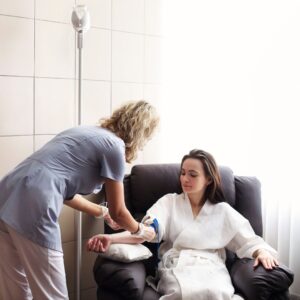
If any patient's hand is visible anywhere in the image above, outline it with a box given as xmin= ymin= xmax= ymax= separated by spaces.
xmin=104 ymin=213 xmax=122 ymax=230
xmin=253 ymin=249 xmax=279 ymax=270
xmin=87 ymin=234 xmax=111 ymax=252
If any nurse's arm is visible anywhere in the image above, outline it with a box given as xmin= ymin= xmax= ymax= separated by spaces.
xmin=64 ymin=194 xmax=104 ymax=217
xmin=104 ymin=179 xmax=140 ymax=234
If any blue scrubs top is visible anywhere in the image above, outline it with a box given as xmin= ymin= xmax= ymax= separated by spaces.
xmin=0 ymin=126 xmax=126 ymax=251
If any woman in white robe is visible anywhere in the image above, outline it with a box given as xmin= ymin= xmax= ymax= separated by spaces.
xmin=87 ymin=149 xmax=278 ymax=300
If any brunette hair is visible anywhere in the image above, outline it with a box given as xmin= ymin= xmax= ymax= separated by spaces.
xmin=181 ymin=149 xmax=225 ymax=203
xmin=100 ymin=100 xmax=159 ymax=163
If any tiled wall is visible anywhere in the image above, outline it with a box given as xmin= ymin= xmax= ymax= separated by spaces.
xmin=0 ymin=0 xmax=163 ymax=299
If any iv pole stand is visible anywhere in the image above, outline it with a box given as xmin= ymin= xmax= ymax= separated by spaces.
xmin=71 ymin=6 xmax=90 ymax=300
xmin=75 ymin=32 xmax=82 ymax=300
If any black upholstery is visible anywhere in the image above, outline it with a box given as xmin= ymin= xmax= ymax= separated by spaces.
xmin=93 ymin=164 xmax=294 ymax=300
xmin=230 ymin=258 xmax=294 ymax=300
xmin=129 ymin=164 xmax=182 ymax=216
xmin=93 ymin=258 xmax=146 ymax=299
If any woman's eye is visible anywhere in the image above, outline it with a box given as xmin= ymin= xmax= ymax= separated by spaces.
xmin=189 ymin=173 xmax=198 ymax=177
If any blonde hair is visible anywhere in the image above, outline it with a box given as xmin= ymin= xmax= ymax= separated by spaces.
xmin=100 ymin=100 xmax=160 ymax=163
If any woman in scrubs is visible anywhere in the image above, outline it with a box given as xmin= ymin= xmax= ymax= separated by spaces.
xmin=0 ymin=100 xmax=159 ymax=299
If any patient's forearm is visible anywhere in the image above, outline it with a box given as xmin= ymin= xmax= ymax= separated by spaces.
xmin=109 ymin=231 xmax=145 ymax=244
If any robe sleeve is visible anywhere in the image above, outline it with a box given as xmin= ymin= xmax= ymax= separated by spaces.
xmin=225 ymin=205 xmax=277 ymax=258
xmin=141 ymin=194 xmax=173 ymax=243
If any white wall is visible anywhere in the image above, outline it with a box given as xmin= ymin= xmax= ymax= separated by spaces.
xmin=0 ymin=0 xmax=164 ymax=298
xmin=161 ymin=0 xmax=300 ymax=173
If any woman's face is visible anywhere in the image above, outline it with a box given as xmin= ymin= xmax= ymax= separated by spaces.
xmin=180 ymin=158 xmax=211 ymax=197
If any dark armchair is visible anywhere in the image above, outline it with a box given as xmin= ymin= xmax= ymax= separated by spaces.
xmin=93 ymin=164 xmax=294 ymax=300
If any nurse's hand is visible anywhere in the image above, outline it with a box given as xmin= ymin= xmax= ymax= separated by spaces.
xmin=253 ymin=249 xmax=279 ymax=270
xmin=131 ymin=223 xmax=156 ymax=242
xmin=87 ymin=234 xmax=111 ymax=252
xmin=95 ymin=203 xmax=109 ymax=219
xmin=142 ymin=225 xmax=156 ymax=241
xmin=104 ymin=213 xmax=122 ymax=230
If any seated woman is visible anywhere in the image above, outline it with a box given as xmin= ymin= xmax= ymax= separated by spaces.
xmin=87 ymin=149 xmax=279 ymax=300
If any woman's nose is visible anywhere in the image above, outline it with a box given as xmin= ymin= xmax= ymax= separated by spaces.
xmin=181 ymin=175 xmax=189 ymax=182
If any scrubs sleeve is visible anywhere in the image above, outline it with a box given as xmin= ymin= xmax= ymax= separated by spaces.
xmin=100 ymin=144 xmax=126 ymax=182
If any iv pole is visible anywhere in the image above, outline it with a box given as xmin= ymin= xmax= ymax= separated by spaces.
xmin=71 ymin=5 xmax=90 ymax=300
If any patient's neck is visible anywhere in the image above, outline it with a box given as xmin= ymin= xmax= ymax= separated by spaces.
xmin=187 ymin=193 xmax=206 ymax=217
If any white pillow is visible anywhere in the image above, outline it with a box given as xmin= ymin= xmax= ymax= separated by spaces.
xmin=98 ymin=243 xmax=153 ymax=262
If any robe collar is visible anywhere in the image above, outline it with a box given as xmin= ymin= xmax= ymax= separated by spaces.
xmin=182 ymin=192 xmax=214 ymax=219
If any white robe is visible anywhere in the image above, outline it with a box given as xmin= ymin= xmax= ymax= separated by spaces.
xmin=144 ymin=193 xmax=277 ymax=300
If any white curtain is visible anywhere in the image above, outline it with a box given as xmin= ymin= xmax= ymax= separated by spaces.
xmin=160 ymin=0 xmax=300 ymax=295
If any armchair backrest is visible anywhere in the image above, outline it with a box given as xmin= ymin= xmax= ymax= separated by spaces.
xmin=124 ymin=163 xmax=263 ymax=236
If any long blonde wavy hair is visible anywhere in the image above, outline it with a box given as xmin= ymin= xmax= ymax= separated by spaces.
xmin=99 ymin=100 xmax=160 ymax=163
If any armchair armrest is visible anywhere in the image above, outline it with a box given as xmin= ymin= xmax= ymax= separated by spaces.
xmin=230 ymin=258 xmax=294 ymax=300
xmin=93 ymin=256 xmax=147 ymax=300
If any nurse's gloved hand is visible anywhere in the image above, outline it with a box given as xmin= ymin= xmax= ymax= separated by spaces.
xmin=104 ymin=213 xmax=122 ymax=230
xmin=143 ymin=216 xmax=156 ymax=226
xmin=95 ymin=203 xmax=109 ymax=219
xmin=131 ymin=223 xmax=155 ymax=242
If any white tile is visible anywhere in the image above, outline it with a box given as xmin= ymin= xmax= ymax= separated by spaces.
xmin=81 ymin=239 xmax=100 ymax=289
xmin=36 ymin=0 xmax=74 ymax=23
xmin=76 ymin=0 xmax=111 ymax=29
xmin=145 ymin=36 xmax=163 ymax=83
xmin=0 ymin=16 xmax=34 ymax=76
xmin=0 ymin=0 xmax=34 ymax=18
xmin=112 ymin=31 xmax=144 ymax=83
xmin=34 ymin=135 xmax=55 ymax=151
xmin=145 ymin=0 xmax=164 ymax=35
xmin=141 ymin=84 xmax=164 ymax=163
xmin=125 ymin=162 xmax=133 ymax=174
xmin=82 ymin=28 xmax=111 ymax=81
xmin=59 ymin=205 xmax=75 ymax=243
xmin=0 ymin=77 xmax=33 ymax=135
xmin=81 ymin=80 xmax=111 ymax=125
xmin=80 ymin=288 xmax=97 ymax=300
xmin=141 ymin=132 xmax=163 ymax=163
xmin=130 ymin=150 xmax=144 ymax=168
xmin=68 ymin=292 xmax=75 ymax=300
xmin=35 ymin=78 xmax=75 ymax=134
xmin=111 ymin=82 xmax=143 ymax=110
xmin=82 ymin=194 xmax=105 ymax=239
xmin=112 ymin=0 xmax=144 ymax=33
xmin=0 ymin=136 xmax=33 ymax=178
xmin=62 ymin=242 xmax=75 ymax=294
xmin=35 ymin=20 xmax=75 ymax=78
xmin=143 ymin=83 xmax=163 ymax=109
